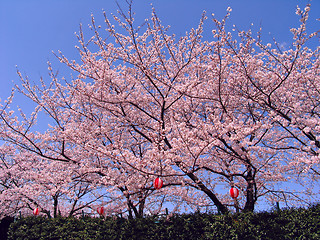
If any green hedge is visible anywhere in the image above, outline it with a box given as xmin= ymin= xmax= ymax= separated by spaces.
xmin=7 ymin=204 xmax=320 ymax=240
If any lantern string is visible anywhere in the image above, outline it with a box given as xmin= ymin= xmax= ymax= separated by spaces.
xmin=159 ymin=120 xmax=165 ymax=176
xmin=159 ymin=145 xmax=164 ymax=176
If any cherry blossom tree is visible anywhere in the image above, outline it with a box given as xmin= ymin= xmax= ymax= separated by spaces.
xmin=0 ymin=92 xmax=128 ymax=218
xmin=0 ymin=139 xmax=116 ymax=219
xmin=0 ymin=78 xmax=189 ymax=218
xmin=214 ymin=4 xmax=320 ymax=205
xmin=0 ymin=2 xmax=319 ymax=217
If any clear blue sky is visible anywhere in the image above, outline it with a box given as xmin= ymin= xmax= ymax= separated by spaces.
xmin=1 ymin=0 xmax=319 ymax=102
xmin=0 ymin=0 xmax=319 ymax=211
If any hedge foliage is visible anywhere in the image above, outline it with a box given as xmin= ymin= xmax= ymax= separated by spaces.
xmin=7 ymin=204 xmax=320 ymax=240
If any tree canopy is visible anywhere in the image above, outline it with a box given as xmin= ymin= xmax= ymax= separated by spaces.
xmin=0 ymin=2 xmax=319 ymax=218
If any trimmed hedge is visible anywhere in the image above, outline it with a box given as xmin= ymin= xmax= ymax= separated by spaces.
xmin=0 ymin=216 xmax=13 ymax=240
xmin=7 ymin=204 xmax=320 ymax=240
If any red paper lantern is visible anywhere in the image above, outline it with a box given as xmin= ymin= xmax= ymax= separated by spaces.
xmin=154 ymin=177 xmax=163 ymax=190
xmin=97 ymin=206 xmax=104 ymax=216
xmin=33 ymin=207 xmax=40 ymax=216
xmin=229 ymin=187 xmax=239 ymax=199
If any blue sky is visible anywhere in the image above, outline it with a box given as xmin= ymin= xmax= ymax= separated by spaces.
xmin=1 ymin=0 xmax=319 ymax=103
xmin=0 ymin=0 xmax=319 ymax=211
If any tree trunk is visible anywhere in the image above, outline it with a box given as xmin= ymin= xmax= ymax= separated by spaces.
xmin=186 ymin=171 xmax=229 ymax=214
xmin=138 ymin=194 xmax=145 ymax=218
xmin=53 ymin=195 xmax=59 ymax=218
xmin=243 ymin=169 xmax=256 ymax=212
